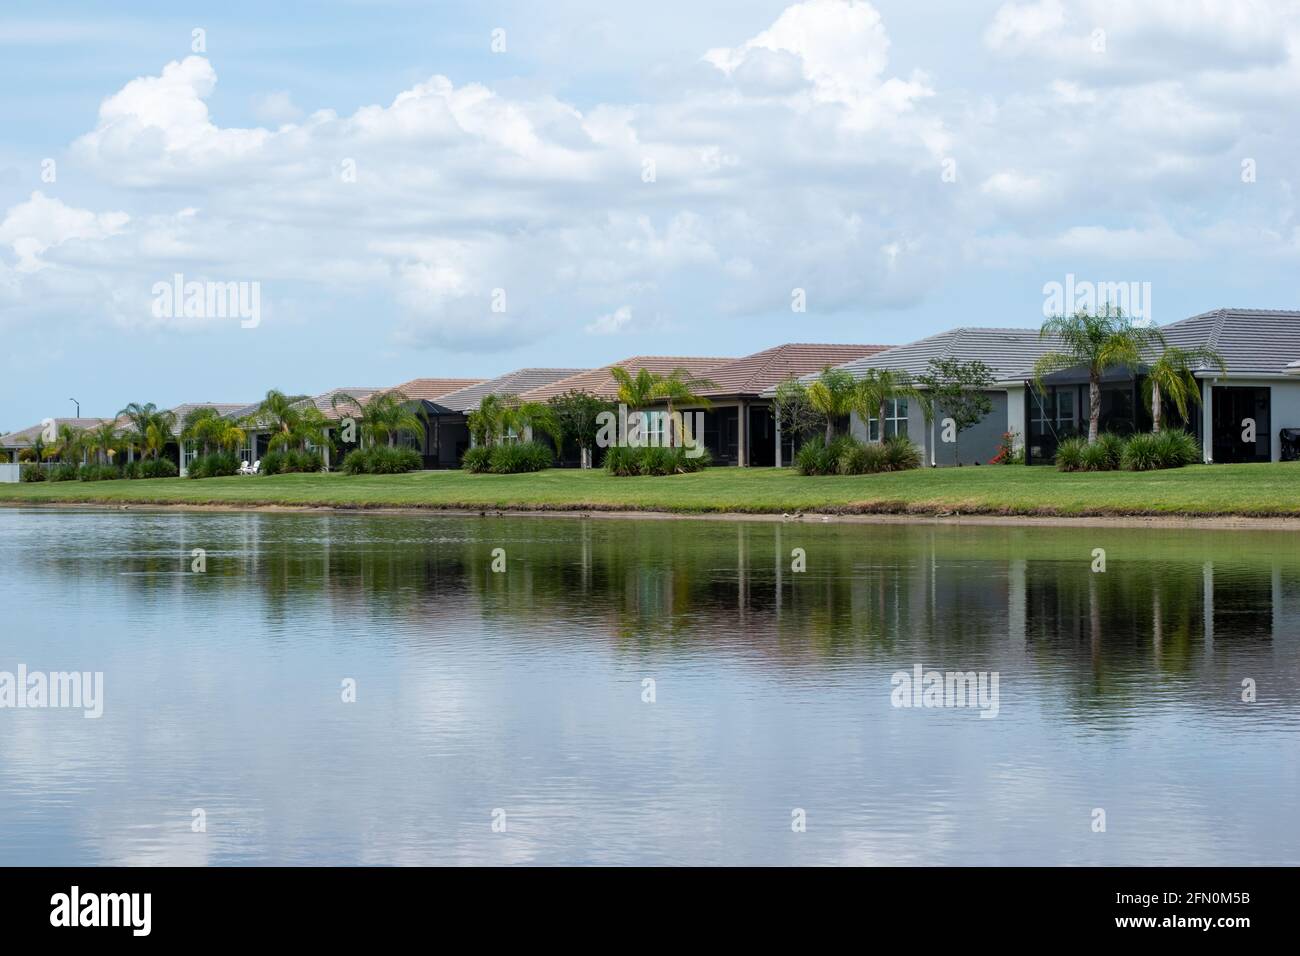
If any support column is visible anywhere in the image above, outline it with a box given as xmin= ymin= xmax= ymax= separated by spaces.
xmin=738 ymin=400 xmax=748 ymax=467
xmin=1201 ymin=378 xmax=1214 ymax=463
xmin=774 ymin=413 xmax=782 ymax=468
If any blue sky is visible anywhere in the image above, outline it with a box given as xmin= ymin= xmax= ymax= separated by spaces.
xmin=2 ymin=0 xmax=1298 ymax=427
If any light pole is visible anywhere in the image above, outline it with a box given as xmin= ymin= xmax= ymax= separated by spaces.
xmin=70 ymin=398 xmax=80 ymax=417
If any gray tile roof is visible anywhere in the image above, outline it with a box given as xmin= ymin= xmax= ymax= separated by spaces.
xmin=1159 ymin=308 xmax=1300 ymax=375
xmin=1 ymin=417 xmax=114 ymax=447
xmin=435 ymin=368 xmax=589 ymax=412
xmin=823 ymin=327 xmax=1065 ymax=384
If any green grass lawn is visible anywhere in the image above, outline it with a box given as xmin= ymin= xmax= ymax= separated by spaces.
xmin=2 ymin=462 xmax=1299 ymax=516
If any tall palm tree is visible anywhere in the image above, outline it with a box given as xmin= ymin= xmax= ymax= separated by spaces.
xmin=332 ymin=390 xmax=426 ymax=448
xmin=852 ymin=369 xmax=926 ymax=442
xmin=247 ymin=390 xmax=324 ymax=453
xmin=1144 ymin=345 xmax=1226 ymax=432
xmin=181 ymin=406 xmax=223 ymax=457
xmin=54 ymin=423 xmax=87 ymax=463
xmin=806 ymin=366 xmax=858 ymax=444
xmin=651 ymin=369 xmax=716 ymax=447
xmin=1033 ymin=308 xmax=1167 ymax=443
xmin=501 ymin=399 xmax=562 ymax=446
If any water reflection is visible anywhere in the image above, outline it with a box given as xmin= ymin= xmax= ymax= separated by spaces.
xmin=1 ymin=509 xmax=1297 ymax=865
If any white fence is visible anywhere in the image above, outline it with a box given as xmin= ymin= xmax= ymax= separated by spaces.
xmin=0 ymin=463 xmax=20 ymax=483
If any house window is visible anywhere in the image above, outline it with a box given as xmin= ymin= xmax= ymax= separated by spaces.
xmin=1031 ymin=388 xmax=1074 ymax=432
xmin=868 ymin=399 xmax=909 ymax=441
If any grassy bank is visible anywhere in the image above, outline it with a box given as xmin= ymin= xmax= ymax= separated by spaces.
xmin=2 ymin=462 xmax=1299 ymax=517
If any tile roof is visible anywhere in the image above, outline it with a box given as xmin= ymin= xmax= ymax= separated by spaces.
xmin=435 ymin=369 xmax=590 ymax=412
xmin=1159 ymin=308 xmax=1300 ymax=375
xmin=517 ymin=356 xmax=733 ymax=404
xmin=825 ymin=327 xmax=1065 ymax=383
xmin=291 ymin=387 xmax=381 ymax=422
xmin=1 ymin=418 xmax=113 ymax=446
xmin=380 ymin=378 xmax=484 ymax=403
xmin=700 ymin=343 xmax=886 ymax=396
xmin=168 ymin=403 xmax=251 ymax=435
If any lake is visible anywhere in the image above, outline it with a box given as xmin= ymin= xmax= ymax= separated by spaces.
xmin=0 ymin=507 xmax=1296 ymax=865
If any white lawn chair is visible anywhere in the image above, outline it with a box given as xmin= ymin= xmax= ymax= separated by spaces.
xmin=238 ymin=460 xmax=251 ymax=474
xmin=250 ymin=459 xmax=261 ymax=475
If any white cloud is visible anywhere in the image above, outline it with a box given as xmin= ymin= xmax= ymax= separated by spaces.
xmin=0 ymin=191 xmax=128 ymax=272
xmin=586 ymin=305 xmax=633 ymax=335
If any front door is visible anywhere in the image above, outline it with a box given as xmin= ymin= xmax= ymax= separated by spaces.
xmin=1212 ymin=386 xmax=1270 ymax=462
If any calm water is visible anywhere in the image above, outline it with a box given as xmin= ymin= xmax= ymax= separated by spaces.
xmin=0 ymin=507 xmax=1297 ymax=865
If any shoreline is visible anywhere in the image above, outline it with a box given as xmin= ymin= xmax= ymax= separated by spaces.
xmin=5 ymin=497 xmax=1300 ymax=530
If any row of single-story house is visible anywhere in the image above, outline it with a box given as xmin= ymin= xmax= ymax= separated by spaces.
xmin=5 ymin=308 xmax=1300 ymax=473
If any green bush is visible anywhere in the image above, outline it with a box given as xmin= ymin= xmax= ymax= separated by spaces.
xmin=1054 ymin=437 xmax=1087 ymax=472
xmin=260 ymin=449 xmax=321 ymax=475
xmin=130 ymin=458 xmax=179 ymax=479
xmin=1079 ymin=441 xmax=1115 ymax=472
xmin=49 ymin=463 xmax=79 ymax=482
xmin=460 ymin=445 xmax=492 ymax=473
xmin=489 ymin=441 xmax=553 ymax=474
xmin=1096 ymin=432 xmax=1126 ymax=470
xmin=1120 ymin=432 xmax=1161 ymax=471
xmin=78 ymin=463 xmax=122 ymax=481
xmin=20 ymin=464 xmax=47 ymax=482
xmin=340 ymin=445 xmax=422 ymax=475
xmin=881 ymin=434 xmax=922 ymax=472
xmin=186 ymin=452 xmax=240 ymax=479
xmin=837 ymin=441 xmax=887 ymax=475
xmin=794 ymin=435 xmax=855 ymax=476
xmin=603 ymin=444 xmax=712 ymax=476
xmin=1151 ymin=429 xmax=1200 ymax=468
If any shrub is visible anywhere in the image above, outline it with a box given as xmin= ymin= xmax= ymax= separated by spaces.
xmin=341 ymin=445 xmax=422 ymax=475
xmin=603 ymin=445 xmax=712 ymax=476
xmin=78 ymin=463 xmax=122 ymax=481
xmin=1120 ymin=432 xmax=1161 ymax=471
xmin=1096 ymin=432 xmax=1125 ymax=470
xmin=489 ymin=441 xmax=553 ymax=474
xmin=881 ymin=434 xmax=922 ymax=472
xmin=1054 ymin=437 xmax=1087 ymax=472
xmin=1151 ymin=429 xmax=1200 ymax=469
xmin=794 ymin=435 xmax=856 ymax=476
xmin=837 ymin=441 xmax=887 ymax=476
xmin=131 ymin=458 xmax=179 ymax=479
xmin=186 ymin=452 xmax=240 ymax=479
xmin=49 ymin=463 xmax=79 ymax=482
xmin=990 ymin=430 xmax=1025 ymax=465
xmin=1079 ymin=441 xmax=1115 ymax=472
xmin=20 ymin=464 xmax=46 ymax=482
xmin=460 ymin=445 xmax=492 ymax=473
xmin=260 ymin=449 xmax=321 ymax=475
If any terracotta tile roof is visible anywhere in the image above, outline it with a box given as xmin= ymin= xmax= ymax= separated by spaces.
xmin=517 ymin=356 xmax=733 ymax=404
xmin=699 ymin=343 xmax=887 ymax=396
xmin=435 ymin=369 xmax=589 ymax=412
xmin=379 ymin=378 xmax=484 ymax=403
xmin=1 ymin=418 xmax=113 ymax=446
xmin=289 ymin=387 xmax=381 ymax=422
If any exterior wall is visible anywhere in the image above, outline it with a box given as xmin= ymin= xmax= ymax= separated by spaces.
xmin=851 ymin=390 xmax=1009 ymax=465
xmin=1211 ymin=376 xmax=1300 ymax=462
xmin=1006 ymin=386 xmax=1026 ymax=456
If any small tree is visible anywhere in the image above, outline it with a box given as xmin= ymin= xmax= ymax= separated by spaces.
xmin=772 ymin=377 xmax=826 ymax=451
xmin=1144 ymin=345 xmax=1226 ymax=432
xmin=549 ymin=391 xmax=615 ymax=467
xmin=916 ymin=358 xmax=994 ymax=465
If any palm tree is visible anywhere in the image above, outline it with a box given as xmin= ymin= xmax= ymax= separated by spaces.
xmin=502 ymin=399 xmax=562 ymax=446
xmin=806 ymin=366 xmax=858 ymax=444
xmin=87 ymin=421 xmax=121 ymax=465
xmin=116 ymin=402 xmax=177 ymax=460
xmin=1144 ymin=345 xmax=1226 ymax=432
xmin=331 ymin=390 xmax=426 ymax=448
xmin=53 ymin=423 xmax=87 ymax=463
xmin=467 ymin=393 xmax=507 ymax=448
xmin=181 ymin=407 xmax=223 ymax=457
xmin=852 ymin=369 xmax=926 ymax=442
xmin=651 ymin=369 xmax=717 ymax=447
xmin=1033 ymin=308 xmax=1167 ymax=443
xmin=247 ymin=390 xmax=324 ymax=453
xmin=608 ymin=367 xmax=659 ymax=409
